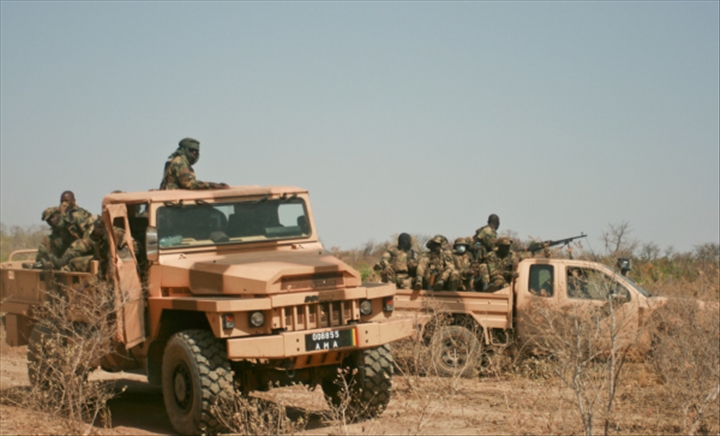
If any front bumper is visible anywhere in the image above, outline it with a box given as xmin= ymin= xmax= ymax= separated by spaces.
xmin=225 ymin=317 xmax=413 ymax=360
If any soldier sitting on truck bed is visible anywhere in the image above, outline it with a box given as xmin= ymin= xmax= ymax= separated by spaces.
xmin=33 ymin=207 xmax=75 ymax=267
xmin=449 ymin=237 xmax=480 ymax=291
xmin=160 ymin=137 xmax=230 ymax=190
xmin=478 ymin=236 xmax=522 ymax=292
xmin=415 ymin=235 xmax=456 ymax=291
xmin=59 ymin=190 xmax=95 ymax=240
xmin=373 ymin=233 xmax=420 ymax=289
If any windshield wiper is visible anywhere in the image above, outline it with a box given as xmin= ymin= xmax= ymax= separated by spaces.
xmin=163 ymin=200 xmax=184 ymax=208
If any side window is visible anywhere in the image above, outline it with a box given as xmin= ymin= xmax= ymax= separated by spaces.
xmin=529 ymin=264 xmax=554 ymax=297
xmin=567 ymin=268 xmax=630 ymax=301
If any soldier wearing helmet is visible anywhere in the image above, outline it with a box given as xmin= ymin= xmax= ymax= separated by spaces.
xmin=473 ymin=214 xmax=500 ymax=263
xmin=477 ymin=235 xmax=521 ymax=292
xmin=35 ymin=207 xmax=74 ymax=266
xmin=373 ymin=233 xmax=420 ymax=289
xmin=160 ymin=137 xmax=230 ymax=190
xmin=415 ymin=235 xmax=456 ymax=291
xmin=449 ymin=237 xmax=478 ymax=291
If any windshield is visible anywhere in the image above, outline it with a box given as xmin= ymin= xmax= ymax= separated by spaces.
xmin=157 ymin=197 xmax=310 ymax=248
xmin=616 ymin=274 xmax=652 ymax=298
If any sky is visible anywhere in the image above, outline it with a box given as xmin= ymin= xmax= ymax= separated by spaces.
xmin=1 ymin=1 xmax=718 ymax=254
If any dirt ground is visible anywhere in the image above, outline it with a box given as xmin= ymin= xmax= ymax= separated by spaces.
xmin=1 ymin=334 xmax=690 ymax=436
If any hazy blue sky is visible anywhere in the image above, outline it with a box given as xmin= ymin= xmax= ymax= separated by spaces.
xmin=1 ymin=1 xmax=718 ymax=254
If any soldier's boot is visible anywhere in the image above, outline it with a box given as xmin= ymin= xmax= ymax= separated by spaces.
xmin=432 ymin=279 xmax=445 ymax=291
xmin=50 ymin=254 xmax=72 ymax=270
xmin=447 ymin=278 xmax=460 ymax=291
xmin=412 ymin=277 xmax=423 ymax=291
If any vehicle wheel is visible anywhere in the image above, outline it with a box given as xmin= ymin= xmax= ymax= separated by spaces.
xmin=162 ymin=330 xmax=233 ymax=435
xmin=321 ymin=344 xmax=393 ymax=421
xmin=430 ymin=325 xmax=481 ymax=378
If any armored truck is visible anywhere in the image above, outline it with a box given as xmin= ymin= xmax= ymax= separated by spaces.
xmin=0 ymin=186 xmax=413 ymax=434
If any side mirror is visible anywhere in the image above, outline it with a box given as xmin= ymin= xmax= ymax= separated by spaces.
xmin=146 ymin=226 xmax=158 ymax=262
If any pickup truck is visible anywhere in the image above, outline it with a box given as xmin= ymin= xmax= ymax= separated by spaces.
xmin=394 ymin=257 xmax=666 ymax=377
xmin=0 ymin=186 xmax=413 ymax=434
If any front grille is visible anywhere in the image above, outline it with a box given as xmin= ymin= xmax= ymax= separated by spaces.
xmin=276 ymin=300 xmax=357 ymax=331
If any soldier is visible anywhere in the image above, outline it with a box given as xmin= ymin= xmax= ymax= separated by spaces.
xmin=160 ymin=138 xmax=230 ymax=190
xmin=473 ymin=214 xmax=500 ymax=263
xmin=373 ymin=233 xmax=420 ymax=289
xmin=35 ymin=207 xmax=74 ymax=265
xmin=478 ymin=236 xmax=521 ymax=292
xmin=59 ymin=191 xmax=95 ymax=239
xmin=449 ymin=237 xmax=479 ymax=291
xmin=89 ymin=219 xmax=132 ymax=280
xmin=415 ymin=235 xmax=456 ymax=291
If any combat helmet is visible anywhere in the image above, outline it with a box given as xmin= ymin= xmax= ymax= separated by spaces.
xmin=42 ymin=207 xmax=60 ymax=222
xmin=426 ymin=235 xmax=448 ymax=249
xmin=454 ymin=237 xmax=470 ymax=247
xmin=495 ymin=236 xmax=512 ymax=247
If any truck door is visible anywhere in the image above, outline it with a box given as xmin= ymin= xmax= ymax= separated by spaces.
xmin=105 ymin=204 xmax=146 ymax=348
xmin=559 ymin=265 xmax=639 ymax=351
xmin=515 ymin=261 xmax=558 ymax=345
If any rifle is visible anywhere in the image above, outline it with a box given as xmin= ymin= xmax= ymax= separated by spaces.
xmin=527 ymin=233 xmax=587 ymax=254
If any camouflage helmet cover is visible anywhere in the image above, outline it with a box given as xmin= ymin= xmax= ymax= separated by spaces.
xmin=179 ymin=137 xmax=200 ymax=150
xmin=495 ymin=236 xmax=512 ymax=246
xmin=454 ymin=237 xmax=470 ymax=247
xmin=426 ymin=234 xmax=448 ymax=248
xmin=42 ymin=207 xmax=60 ymax=221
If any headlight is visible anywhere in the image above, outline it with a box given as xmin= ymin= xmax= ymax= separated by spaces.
xmin=249 ymin=311 xmax=265 ymax=327
xmin=359 ymin=300 xmax=373 ymax=316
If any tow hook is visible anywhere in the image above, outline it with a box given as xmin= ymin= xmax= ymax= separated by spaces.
xmin=283 ymin=361 xmax=296 ymax=379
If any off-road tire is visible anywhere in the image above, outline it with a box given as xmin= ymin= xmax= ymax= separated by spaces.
xmin=321 ymin=344 xmax=393 ymax=421
xmin=430 ymin=325 xmax=481 ymax=378
xmin=162 ymin=330 xmax=233 ymax=435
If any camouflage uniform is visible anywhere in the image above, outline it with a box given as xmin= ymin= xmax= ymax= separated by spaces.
xmin=375 ymin=245 xmax=420 ymax=289
xmin=94 ymin=226 xmax=130 ymax=280
xmin=478 ymin=236 xmax=524 ymax=292
xmin=58 ymin=237 xmax=96 ymax=272
xmin=450 ymin=237 xmax=478 ymax=291
xmin=473 ymin=224 xmax=497 ymax=263
xmin=62 ymin=202 xmax=96 ymax=240
xmin=160 ymin=138 xmax=216 ymax=190
xmin=415 ymin=235 xmax=456 ymax=291
xmin=36 ymin=207 xmax=74 ymax=263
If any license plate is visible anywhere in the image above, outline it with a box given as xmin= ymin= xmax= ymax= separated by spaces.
xmin=305 ymin=328 xmax=357 ymax=352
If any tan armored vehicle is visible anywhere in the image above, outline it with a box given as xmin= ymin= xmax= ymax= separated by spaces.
xmin=394 ymin=257 xmax=668 ymax=377
xmin=1 ymin=186 xmax=413 ymax=434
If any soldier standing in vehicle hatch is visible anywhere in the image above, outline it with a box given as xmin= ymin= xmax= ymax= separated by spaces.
xmin=415 ymin=235 xmax=456 ymax=291
xmin=160 ymin=138 xmax=230 ymax=190
xmin=373 ymin=233 xmax=420 ymax=289
xmin=473 ymin=214 xmax=500 ymax=263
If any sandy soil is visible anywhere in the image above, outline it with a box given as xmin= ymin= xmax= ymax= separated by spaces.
xmin=0 ymin=336 xmax=690 ymax=435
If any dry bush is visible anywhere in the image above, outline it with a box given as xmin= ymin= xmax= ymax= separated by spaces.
xmin=19 ymin=276 xmax=121 ymax=433
xmin=211 ymin=387 xmax=308 ymax=436
xmin=522 ymin=283 xmax=642 ymax=436
xmin=648 ymin=299 xmax=720 ymax=435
